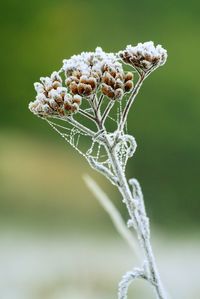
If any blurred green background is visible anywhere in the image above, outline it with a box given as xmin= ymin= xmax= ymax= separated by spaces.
xmin=0 ymin=0 xmax=200 ymax=298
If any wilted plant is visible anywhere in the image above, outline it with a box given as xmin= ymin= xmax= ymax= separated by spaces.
xmin=29 ymin=41 xmax=168 ymax=299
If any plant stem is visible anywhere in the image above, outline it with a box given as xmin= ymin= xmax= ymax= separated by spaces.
xmin=103 ymin=137 xmax=167 ymax=299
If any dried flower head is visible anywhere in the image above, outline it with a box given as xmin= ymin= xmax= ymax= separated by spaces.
xmin=29 ymin=43 xmax=167 ymax=120
xmin=63 ymin=47 xmax=133 ymax=100
xmin=119 ymin=41 xmax=167 ymax=72
xmin=29 ymin=71 xmax=82 ymax=117
xmin=101 ymin=67 xmax=134 ymax=100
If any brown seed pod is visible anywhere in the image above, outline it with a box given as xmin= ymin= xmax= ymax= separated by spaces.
xmin=70 ymin=82 xmax=78 ymax=94
xmin=49 ymin=99 xmax=59 ymax=110
xmin=71 ymin=103 xmax=79 ymax=112
xmin=102 ymin=72 xmax=115 ymax=87
xmin=73 ymin=95 xmax=82 ymax=105
xmin=65 ymin=78 xmax=72 ymax=86
xmin=101 ymin=83 xmax=115 ymax=99
xmin=109 ymin=68 xmax=117 ymax=78
xmin=88 ymin=77 xmax=97 ymax=89
xmin=54 ymin=96 xmax=63 ymax=105
xmin=124 ymin=80 xmax=134 ymax=92
xmin=64 ymin=100 xmax=72 ymax=112
xmin=114 ymin=79 xmax=124 ymax=89
xmin=125 ymin=72 xmax=134 ymax=82
xmin=92 ymin=71 xmax=101 ymax=82
xmin=58 ymin=107 xmax=65 ymax=116
xmin=101 ymin=83 xmax=109 ymax=95
xmin=52 ymin=81 xmax=62 ymax=89
xmin=72 ymin=70 xmax=81 ymax=79
xmin=115 ymin=88 xmax=124 ymax=100
xmin=115 ymin=73 xmax=124 ymax=81
xmin=83 ymin=84 xmax=93 ymax=96
xmin=102 ymin=64 xmax=109 ymax=72
xmin=77 ymin=83 xmax=93 ymax=96
xmin=77 ymin=83 xmax=85 ymax=95
xmin=79 ymin=75 xmax=88 ymax=84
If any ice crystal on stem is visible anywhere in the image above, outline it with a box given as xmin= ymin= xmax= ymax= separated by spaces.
xmin=28 ymin=41 xmax=169 ymax=299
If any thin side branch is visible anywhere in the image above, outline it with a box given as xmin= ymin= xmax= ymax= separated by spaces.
xmin=118 ymin=74 xmax=145 ymax=133
xmin=97 ymin=94 xmax=104 ymax=111
xmin=101 ymin=100 xmax=115 ymax=125
xmin=118 ymin=268 xmax=147 ymax=299
xmin=79 ymin=109 xmax=97 ymax=122
xmin=86 ymin=157 xmax=119 ymax=186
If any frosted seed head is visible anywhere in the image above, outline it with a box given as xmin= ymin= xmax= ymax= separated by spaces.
xmin=119 ymin=41 xmax=168 ymax=72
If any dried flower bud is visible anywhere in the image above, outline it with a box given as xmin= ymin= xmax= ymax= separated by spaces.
xmin=64 ymin=100 xmax=72 ymax=112
xmin=34 ymin=82 xmax=45 ymax=93
xmin=29 ymin=71 xmax=82 ymax=118
xmin=49 ymin=98 xmax=59 ymax=110
xmin=50 ymin=71 xmax=62 ymax=83
xmin=79 ymin=75 xmax=88 ymax=84
xmin=114 ymin=78 xmax=124 ymax=89
xmin=101 ymin=67 xmax=133 ymax=100
xmin=78 ymin=83 xmax=87 ymax=95
xmin=52 ymin=81 xmax=62 ymax=89
xmin=88 ymin=77 xmax=97 ymax=89
xmin=65 ymin=78 xmax=73 ymax=86
xmin=70 ymin=82 xmax=78 ymax=94
xmin=40 ymin=77 xmax=52 ymax=91
xmin=115 ymin=88 xmax=124 ymax=100
xmin=83 ymin=84 xmax=93 ymax=96
xmin=64 ymin=96 xmax=81 ymax=115
xmin=124 ymin=80 xmax=134 ymax=92
xmin=102 ymin=72 xmax=115 ymax=87
xmin=101 ymin=83 xmax=115 ymax=99
xmin=125 ymin=72 xmax=134 ymax=81
xmin=73 ymin=95 xmax=82 ymax=105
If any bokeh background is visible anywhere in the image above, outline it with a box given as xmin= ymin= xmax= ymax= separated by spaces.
xmin=0 ymin=0 xmax=200 ymax=298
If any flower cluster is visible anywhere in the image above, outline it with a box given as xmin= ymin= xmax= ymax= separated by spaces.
xmin=101 ymin=66 xmax=133 ymax=100
xmin=119 ymin=41 xmax=167 ymax=72
xmin=63 ymin=47 xmax=132 ymax=99
xmin=29 ymin=42 xmax=167 ymax=118
xmin=29 ymin=71 xmax=81 ymax=117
